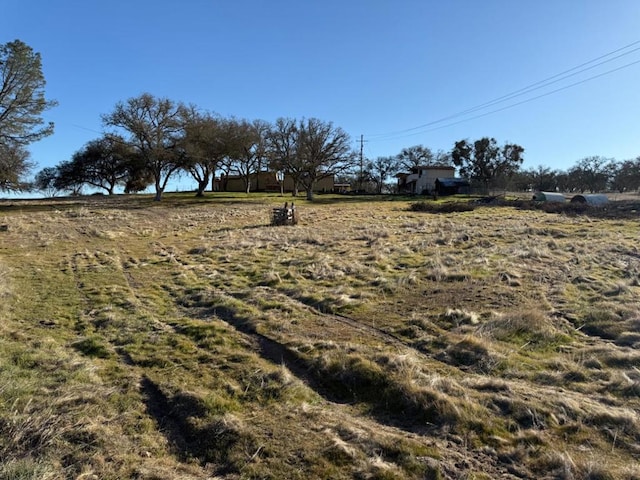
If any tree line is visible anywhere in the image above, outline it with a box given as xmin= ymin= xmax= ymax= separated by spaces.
xmin=34 ymin=94 xmax=357 ymax=201
xmin=2 ymin=39 xmax=640 ymax=200
xmin=360 ymin=144 xmax=640 ymax=195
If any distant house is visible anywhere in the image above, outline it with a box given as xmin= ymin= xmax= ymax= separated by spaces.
xmin=333 ymin=183 xmax=351 ymax=193
xmin=396 ymin=166 xmax=456 ymax=194
xmin=435 ymin=178 xmax=471 ymax=196
xmin=214 ymin=171 xmax=334 ymax=193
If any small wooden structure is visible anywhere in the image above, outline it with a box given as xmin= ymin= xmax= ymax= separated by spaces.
xmin=271 ymin=202 xmax=299 ymax=226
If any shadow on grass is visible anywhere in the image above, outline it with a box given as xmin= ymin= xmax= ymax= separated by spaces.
xmin=196 ymin=304 xmax=353 ymax=406
xmin=140 ymin=375 xmax=253 ymax=474
xmin=190 ymin=303 xmax=442 ymax=435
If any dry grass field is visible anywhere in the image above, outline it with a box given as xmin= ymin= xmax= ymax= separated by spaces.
xmin=0 ymin=193 xmax=639 ymax=479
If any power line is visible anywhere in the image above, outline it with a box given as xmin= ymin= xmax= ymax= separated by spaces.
xmin=366 ymin=39 xmax=640 ymax=140
xmin=368 ymin=57 xmax=640 ymax=143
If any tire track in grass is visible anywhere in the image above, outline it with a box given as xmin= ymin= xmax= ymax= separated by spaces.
xmin=251 ymin=286 xmax=439 ymax=360
xmin=205 ymin=295 xmax=533 ymax=480
xmin=185 ymin=302 xmax=354 ymax=406
xmin=118 ymin=264 xmax=360 ymax=406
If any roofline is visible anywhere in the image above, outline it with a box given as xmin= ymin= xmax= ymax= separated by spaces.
xmin=412 ymin=165 xmax=455 ymax=170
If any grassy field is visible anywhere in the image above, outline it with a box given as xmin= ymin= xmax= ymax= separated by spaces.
xmin=0 ymin=192 xmax=639 ymax=479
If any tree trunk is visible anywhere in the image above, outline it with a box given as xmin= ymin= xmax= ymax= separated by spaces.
xmin=154 ymin=181 xmax=163 ymax=201
xmin=195 ymin=178 xmax=208 ymax=197
xmin=306 ymin=188 xmax=314 ymax=201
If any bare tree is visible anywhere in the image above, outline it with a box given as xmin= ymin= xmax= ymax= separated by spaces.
xmin=267 ymin=118 xmax=301 ymax=196
xmin=231 ymin=119 xmax=269 ymax=194
xmin=180 ymin=109 xmax=232 ymax=196
xmin=366 ymin=156 xmax=400 ymax=194
xmin=296 ymin=118 xmax=356 ymax=200
xmin=610 ymin=158 xmax=640 ymax=193
xmin=102 ymin=93 xmax=187 ymax=201
xmin=396 ymin=145 xmax=435 ymax=171
xmin=568 ymin=156 xmax=613 ymax=193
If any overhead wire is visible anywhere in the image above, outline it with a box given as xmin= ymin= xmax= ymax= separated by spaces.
xmin=369 ymin=57 xmax=640 ymax=142
xmin=366 ymin=39 xmax=640 ymax=141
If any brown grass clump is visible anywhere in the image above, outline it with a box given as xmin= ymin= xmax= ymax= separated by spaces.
xmin=410 ymin=201 xmax=476 ymax=213
xmin=477 ymin=309 xmax=570 ymax=349
xmin=441 ymin=336 xmax=495 ymax=372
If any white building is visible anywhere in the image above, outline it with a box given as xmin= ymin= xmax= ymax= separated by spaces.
xmin=396 ymin=166 xmax=456 ymax=194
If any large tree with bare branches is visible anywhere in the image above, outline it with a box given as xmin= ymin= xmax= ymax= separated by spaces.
xmin=180 ymin=109 xmax=229 ymax=196
xmin=267 ymin=117 xmax=301 ymax=196
xmin=296 ymin=118 xmax=356 ymax=200
xmin=268 ymin=117 xmax=355 ymax=200
xmin=102 ymin=93 xmax=187 ymax=201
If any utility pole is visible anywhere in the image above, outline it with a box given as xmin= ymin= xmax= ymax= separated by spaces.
xmin=359 ymin=134 xmax=364 ymax=191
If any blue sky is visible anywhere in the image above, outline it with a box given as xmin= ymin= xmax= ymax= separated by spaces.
xmin=2 ymin=1 xmax=640 ymax=193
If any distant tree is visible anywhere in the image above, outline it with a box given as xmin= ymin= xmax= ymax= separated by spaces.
xmin=0 ymin=40 xmax=57 ymax=191
xmin=518 ymin=165 xmax=560 ymax=192
xmin=266 ymin=118 xmax=356 ymax=199
xmin=251 ymin=120 xmax=271 ymax=191
xmin=66 ymin=135 xmax=133 ymax=194
xmin=609 ymin=158 xmax=640 ymax=193
xmin=0 ymin=143 xmax=33 ymax=191
xmin=366 ymin=155 xmax=400 ymax=194
xmin=267 ymin=118 xmax=301 ymax=196
xmin=54 ymin=159 xmax=84 ymax=195
xmin=296 ymin=118 xmax=356 ymax=200
xmin=555 ymin=170 xmax=575 ymax=193
xmin=123 ymin=155 xmax=153 ymax=194
xmin=33 ymin=166 xmax=60 ymax=197
xmin=451 ymin=137 xmax=524 ymax=191
xmin=433 ymin=149 xmax=453 ymax=166
xmin=102 ymin=93 xmax=187 ymax=201
xmin=568 ymin=156 xmax=613 ymax=193
xmin=396 ymin=145 xmax=434 ymax=171
xmin=231 ymin=119 xmax=269 ymax=194
xmin=180 ymin=109 xmax=228 ymax=196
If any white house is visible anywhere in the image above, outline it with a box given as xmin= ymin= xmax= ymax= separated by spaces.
xmin=397 ymin=166 xmax=456 ymax=194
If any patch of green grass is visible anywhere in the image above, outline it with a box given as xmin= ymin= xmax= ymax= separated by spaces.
xmin=70 ymin=336 xmax=112 ymax=358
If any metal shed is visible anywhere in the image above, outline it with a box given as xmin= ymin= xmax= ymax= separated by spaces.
xmin=532 ymin=191 xmax=566 ymax=202
xmin=435 ymin=178 xmax=471 ymax=196
xmin=570 ymin=194 xmax=608 ymax=206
